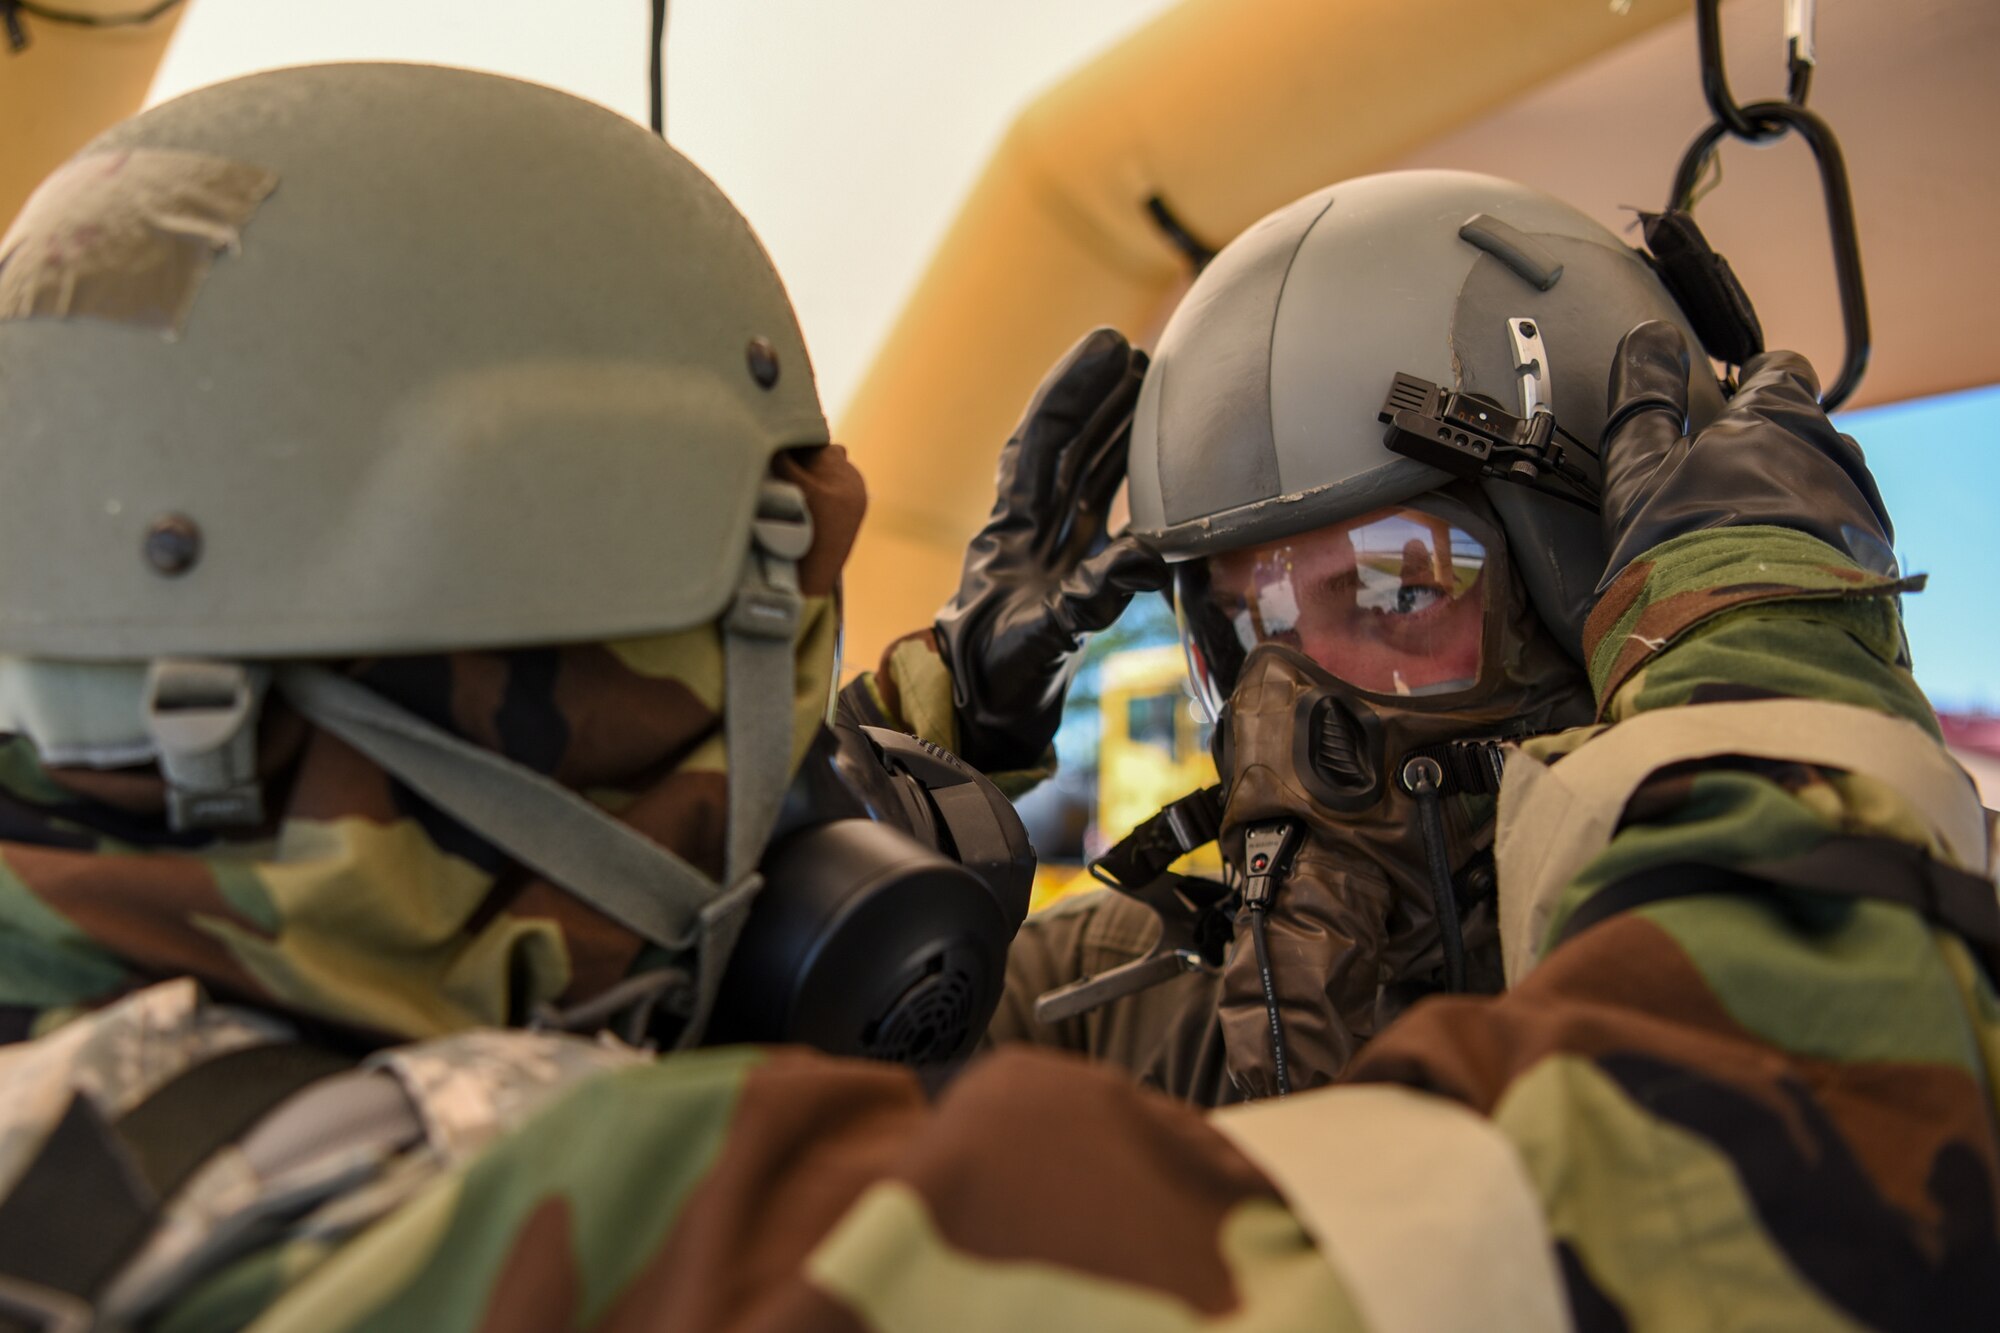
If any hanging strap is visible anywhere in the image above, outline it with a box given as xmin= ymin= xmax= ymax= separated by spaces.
xmin=0 ymin=1042 xmax=348 ymax=1333
xmin=1497 ymin=699 xmax=1992 ymax=984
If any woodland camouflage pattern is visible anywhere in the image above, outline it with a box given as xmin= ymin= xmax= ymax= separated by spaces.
xmin=2 ymin=519 xmax=1995 ymax=1331
xmin=1350 ymin=525 xmax=1999 ymax=1328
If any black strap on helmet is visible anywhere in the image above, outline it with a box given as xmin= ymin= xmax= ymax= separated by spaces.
xmin=1634 ymin=209 xmax=1765 ymax=369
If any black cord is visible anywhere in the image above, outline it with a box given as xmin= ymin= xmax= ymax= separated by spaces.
xmin=1554 ymin=420 xmax=1598 ymax=460
xmin=1237 ymin=820 xmax=1302 ymax=1098
xmin=1526 ymin=472 xmax=1601 ymax=513
xmin=531 ymin=966 xmax=690 ymax=1042
xmin=1144 ymin=195 xmax=1217 ymax=272
xmin=1247 ymin=904 xmax=1290 ymax=1097
xmin=648 ymin=0 xmax=668 ymax=137
xmin=15 ymin=0 xmax=182 ymax=24
xmin=1406 ymin=763 xmax=1468 ymax=992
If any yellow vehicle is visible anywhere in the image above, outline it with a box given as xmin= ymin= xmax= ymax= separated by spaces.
xmin=1029 ymin=643 xmax=1221 ymax=911
xmin=1096 ymin=645 xmax=1218 ymax=855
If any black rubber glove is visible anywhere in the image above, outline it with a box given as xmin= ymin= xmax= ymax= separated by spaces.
xmin=1599 ymin=320 xmax=1896 ymax=589
xmin=935 ymin=328 xmax=1170 ymax=773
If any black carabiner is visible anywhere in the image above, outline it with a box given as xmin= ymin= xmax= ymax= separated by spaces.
xmin=1670 ymin=101 xmax=1869 ymax=411
xmin=1694 ymin=0 xmax=1815 ymax=142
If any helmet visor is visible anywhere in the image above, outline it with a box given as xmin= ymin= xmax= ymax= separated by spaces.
xmin=1177 ymin=505 xmax=1492 ymax=717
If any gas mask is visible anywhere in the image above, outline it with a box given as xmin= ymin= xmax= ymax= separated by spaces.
xmin=1177 ymin=487 xmax=1590 ymax=1097
xmin=710 ymin=717 xmax=1035 ymax=1063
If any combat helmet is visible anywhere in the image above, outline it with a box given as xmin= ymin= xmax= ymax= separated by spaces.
xmin=1126 ymin=169 xmax=1728 ymax=661
xmin=0 ymin=63 xmax=832 ymax=1042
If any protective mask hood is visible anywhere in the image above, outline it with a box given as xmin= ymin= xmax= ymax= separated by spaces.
xmin=1209 ymin=506 xmax=1592 ymax=1098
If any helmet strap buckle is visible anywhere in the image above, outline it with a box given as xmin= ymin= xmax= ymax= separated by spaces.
xmin=142 ymin=659 xmax=266 ymax=832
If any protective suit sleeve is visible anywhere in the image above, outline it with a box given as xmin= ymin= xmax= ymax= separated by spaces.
xmin=982 ymin=889 xmax=1228 ymax=1103
xmin=1519 ymin=519 xmax=1987 ymax=956
xmin=1583 ymin=523 xmax=1928 ymax=728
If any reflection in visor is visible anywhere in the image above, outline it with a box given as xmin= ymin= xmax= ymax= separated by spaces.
xmin=1177 ymin=507 xmax=1490 ymax=718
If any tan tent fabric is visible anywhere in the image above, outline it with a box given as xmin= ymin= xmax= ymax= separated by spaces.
xmin=0 ymin=0 xmax=189 ymax=230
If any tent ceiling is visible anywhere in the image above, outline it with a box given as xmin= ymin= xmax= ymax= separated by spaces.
xmin=1382 ymin=0 xmax=1997 ymax=410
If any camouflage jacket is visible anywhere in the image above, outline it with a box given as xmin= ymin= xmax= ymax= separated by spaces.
xmin=3 ymin=525 xmax=1996 ymax=1330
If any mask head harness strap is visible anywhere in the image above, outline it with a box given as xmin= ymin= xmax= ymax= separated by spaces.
xmin=1088 ymin=784 xmax=1224 ymax=892
xmin=1026 ymin=788 xmax=1231 ymax=1028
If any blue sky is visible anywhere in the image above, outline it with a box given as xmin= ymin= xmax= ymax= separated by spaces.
xmin=1836 ymin=384 xmax=2000 ymax=716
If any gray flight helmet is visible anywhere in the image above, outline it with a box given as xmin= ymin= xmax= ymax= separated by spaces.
xmin=1127 ymin=169 xmax=1725 ymax=661
xmin=0 ymin=62 xmax=828 ymax=660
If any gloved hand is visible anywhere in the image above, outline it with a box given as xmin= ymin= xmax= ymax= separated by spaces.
xmin=1599 ymin=320 xmax=1896 ymax=588
xmin=935 ymin=328 xmax=1169 ymax=773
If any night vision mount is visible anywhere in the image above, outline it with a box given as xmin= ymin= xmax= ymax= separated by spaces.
xmin=1377 ymin=318 xmax=1601 ymax=511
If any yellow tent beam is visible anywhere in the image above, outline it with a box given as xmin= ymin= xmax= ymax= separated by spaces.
xmin=0 ymin=0 xmax=190 ymax=229
xmin=837 ymin=0 xmax=1694 ymax=672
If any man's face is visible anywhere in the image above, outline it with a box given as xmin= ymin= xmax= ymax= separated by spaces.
xmin=1180 ymin=505 xmax=1490 ymax=711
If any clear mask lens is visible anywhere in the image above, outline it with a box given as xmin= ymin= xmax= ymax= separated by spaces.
xmin=1178 ymin=506 xmax=1491 ymax=718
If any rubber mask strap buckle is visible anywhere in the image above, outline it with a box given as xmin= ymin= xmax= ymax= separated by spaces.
xmin=143 ymin=659 xmax=266 ymax=831
xmin=726 ymin=480 xmax=813 ymax=643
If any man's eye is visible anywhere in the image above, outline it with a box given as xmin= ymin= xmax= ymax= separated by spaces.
xmin=1391 ymin=585 xmax=1445 ymax=614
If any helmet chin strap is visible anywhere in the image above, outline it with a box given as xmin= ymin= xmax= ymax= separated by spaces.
xmin=315 ymin=481 xmax=803 ymax=1046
